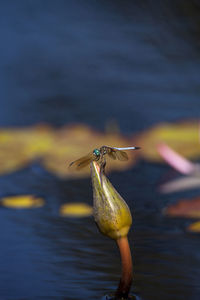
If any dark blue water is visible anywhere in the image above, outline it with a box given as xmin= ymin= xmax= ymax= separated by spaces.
xmin=0 ymin=1 xmax=200 ymax=299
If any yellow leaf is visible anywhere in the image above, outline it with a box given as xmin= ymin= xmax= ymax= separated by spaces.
xmin=0 ymin=151 xmax=31 ymax=175
xmin=0 ymin=124 xmax=55 ymax=175
xmin=0 ymin=195 xmax=45 ymax=209
xmin=187 ymin=221 xmax=200 ymax=232
xmin=60 ymin=203 xmax=93 ymax=217
xmin=136 ymin=120 xmax=200 ymax=162
xmin=0 ymin=123 xmax=140 ymax=178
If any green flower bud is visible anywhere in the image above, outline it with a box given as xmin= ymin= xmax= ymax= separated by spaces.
xmin=90 ymin=161 xmax=132 ymax=240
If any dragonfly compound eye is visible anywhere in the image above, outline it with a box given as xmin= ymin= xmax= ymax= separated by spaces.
xmin=93 ymin=149 xmax=100 ymax=158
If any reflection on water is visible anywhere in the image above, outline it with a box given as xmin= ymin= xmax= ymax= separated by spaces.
xmin=0 ymin=0 xmax=200 ymax=299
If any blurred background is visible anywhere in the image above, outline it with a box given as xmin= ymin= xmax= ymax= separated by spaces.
xmin=0 ymin=1 xmax=200 ymax=299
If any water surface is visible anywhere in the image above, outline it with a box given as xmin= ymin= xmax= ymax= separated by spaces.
xmin=0 ymin=1 xmax=200 ymax=299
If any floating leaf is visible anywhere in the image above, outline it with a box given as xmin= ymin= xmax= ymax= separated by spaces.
xmin=136 ymin=120 xmax=200 ymax=162
xmin=0 ymin=150 xmax=31 ymax=175
xmin=164 ymin=196 xmax=200 ymax=218
xmin=0 ymin=123 xmax=140 ymax=178
xmin=0 ymin=195 xmax=45 ymax=209
xmin=60 ymin=202 xmax=93 ymax=217
xmin=0 ymin=124 xmax=55 ymax=175
xmin=187 ymin=221 xmax=200 ymax=232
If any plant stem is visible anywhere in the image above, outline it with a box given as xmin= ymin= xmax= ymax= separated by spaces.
xmin=115 ymin=236 xmax=133 ymax=299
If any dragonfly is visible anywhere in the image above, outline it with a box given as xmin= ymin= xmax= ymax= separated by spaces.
xmin=69 ymin=146 xmax=140 ymax=170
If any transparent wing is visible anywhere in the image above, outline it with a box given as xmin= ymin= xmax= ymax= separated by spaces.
xmin=103 ymin=145 xmax=140 ymax=161
xmin=101 ymin=146 xmax=116 ymax=160
xmin=69 ymin=152 xmax=94 ymax=170
xmin=115 ymin=150 xmax=128 ymax=161
xmin=107 ymin=151 xmax=117 ymax=160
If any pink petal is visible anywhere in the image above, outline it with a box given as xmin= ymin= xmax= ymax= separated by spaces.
xmin=159 ymin=176 xmax=200 ymax=193
xmin=199 ymin=121 xmax=200 ymax=143
xmin=157 ymin=143 xmax=196 ymax=174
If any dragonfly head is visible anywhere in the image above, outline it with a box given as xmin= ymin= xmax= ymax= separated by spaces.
xmin=93 ymin=148 xmax=101 ymax=159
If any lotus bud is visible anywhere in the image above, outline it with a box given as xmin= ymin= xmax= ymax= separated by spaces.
xmin=90 ymin=160 xmax=132 ymax=240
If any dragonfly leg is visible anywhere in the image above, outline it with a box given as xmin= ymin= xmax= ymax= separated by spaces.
xmin=99 ymin=156 xmax=106 ymax=182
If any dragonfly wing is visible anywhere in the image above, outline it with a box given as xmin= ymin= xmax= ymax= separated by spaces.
xmin=69 ymin=152 xmax=94 ymax=170
xmin=103 ymin=145 xmax=140 ymax=161
xmin=76 ymin=157 xmax=93 ymax=170
xmin=108 ymin=151 xmax=117 ymax=160
xmin=102 ymin=146 xmax=117 ymax=160
xmin=115 ymin=150 xmax=128 ymax=161
xmin=103 ymin=146 xmax=128 ymax=161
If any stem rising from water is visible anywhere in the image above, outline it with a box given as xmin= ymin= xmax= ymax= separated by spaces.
xmin=115 ymin=236 xmax=133 ymax=299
